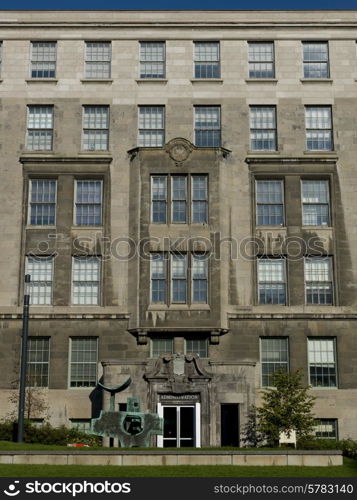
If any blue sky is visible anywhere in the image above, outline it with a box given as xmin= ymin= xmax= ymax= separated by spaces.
xmin=1 ymin=1 xmax=357 ymax=10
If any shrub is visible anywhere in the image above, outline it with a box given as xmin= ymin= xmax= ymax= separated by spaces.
xmin=0 ymin=420 xmax=101 ymax=446
xmin=297 ymin=437 xmax=357 ymax=459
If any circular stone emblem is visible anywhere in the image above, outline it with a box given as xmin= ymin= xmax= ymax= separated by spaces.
xmin=165 ymin=138 xmax=193 ymax=164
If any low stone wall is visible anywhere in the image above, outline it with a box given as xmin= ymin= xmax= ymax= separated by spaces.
xmin=0 ymin=450 xmax=343 ymax=467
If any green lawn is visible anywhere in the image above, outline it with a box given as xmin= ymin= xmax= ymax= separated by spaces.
xmin=0 ymin=459 xmax=356 ymax=477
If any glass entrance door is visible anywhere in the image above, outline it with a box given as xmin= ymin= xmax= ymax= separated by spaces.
xmin=162 ymin=405 xmax=195 ymax=447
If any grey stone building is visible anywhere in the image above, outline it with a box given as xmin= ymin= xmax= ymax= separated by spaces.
xmin=0 ymin=9 xmax=357 ymax=446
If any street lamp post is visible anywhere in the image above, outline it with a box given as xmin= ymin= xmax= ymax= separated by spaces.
xmin=17 ymin=274 xmax=31 ymax=443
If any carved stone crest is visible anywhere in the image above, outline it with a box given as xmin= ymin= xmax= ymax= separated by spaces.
xmin=165 ymin=138 xmax=193 ymax=165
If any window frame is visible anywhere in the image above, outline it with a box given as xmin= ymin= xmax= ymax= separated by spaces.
xmin=30 ymin=41 xmax=57 ymax=79
xmin=82 ymin=105 xmax=109 ymax=151
xmin=194 ymin=105 xmax=221 ymax=147
xmin=249 ymin=105 xmax=277 ymax=151
xmin=28 ymin=179 xmax=57 ymax=226
xmin=260 ymin=337 xmax=289 ymax=388
xmin=150 ymin=337 xmax=174 ymax=357
xmin=314 ymin=418 xmax=338 ymax=439
xmin=248 ymin=41 xmax=275 ymax=79
xmin=26 ymin=255 xmax=54 ymax=306
xmin=257 ymin=257 xmax=287 ymax=306
xmin=74 ymin=179 xmax=103 ymax=227
xmin=139 ymin=41 xmax=166 ymax=79
xmin=302 ymin=41 xmax=330 ymax=79
xmin=26 ymin=105 xmax=54 ymax=151
xmin=255 ymin=179 xmax=285 ymax=226
xmin=69 ymin=337 xmax=98 ymax=389
xmin=193 ymin=41 xmax=220 ymax=79
xmin=184 ymin=337 xmax=208 ymax=358
xmin=0 ymin=41 xmax=2 ymax=77
xmin=150 ymin=174 xmax=208 ymax=225
xmin=305 ymin=105 xmax=333 ymax=151
xmin=27 ymin=336 xmax=50 ymax=388
xmin=307 ymin=337 xmax=338 ymax=389
xmin=304 ymin=256 xmax=334 ymax=305
xmin=138 ymin=105 xmax=165 ymax=147
xmin=71 ymin=255 xmax=101 ymax=306
xmin=150 ymin=252 xmax=209 ymax=306
xmin=84 ymin=41 xmax=111 ymax=79
xmin=301 ymin=179 xmax=331 ymax=227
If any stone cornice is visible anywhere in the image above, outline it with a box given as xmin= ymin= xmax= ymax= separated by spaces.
xmin=20 ymin=155 xmax=113 ymax=164
xmin=228 ymin=313 xmax=357 ymax=320
xmin=245 ymin=155 xmax=338 ymax=165
xmin=0 ymin=313 xmax=130 ymax=320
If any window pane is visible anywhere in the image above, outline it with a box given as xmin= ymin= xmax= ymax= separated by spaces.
xmin=250 ymin=106 xmax=277 ymax=150
xmin=171 ymin=254 xmax=187 ymax=303
xmin=152 ymin=338 xmax=173 ymax=357
xmin=85 ymin=42 xmax=111 ymax=78
xmin=186 ymin=338 xmax=208 ymax=357
xmin=303 ymin=43 xmax=329 ymax=78
xmin=27 ymin=106 xmax=53 ymax=151
xmin=70 ymin=337 xmax=98 ymax=387
xmin=31 ymin=42 xmax=56 ymax=78
xmin=139 ymin=106 xmax=164 ymax=147
xmin=249 ymin=42 xmax=275 ymax=78
xmin=29 ymin=180 xmax=56 ymax=225
xmin=172 ymin=177 xmax=187 ymax=223
xmin=305 ymin=107 xmax=332 ymax=150
xmin=302 ymin=180 xmax=330 ymax=226
xmin=72 ymin=257 xmax=100 ymax=305
xmin=27 ymin=337 xmax=50 ymax=387
xmin=195 ymin=106 xmax=220 ymax=147
xmin=258 ymin=259 xmax=286 ymax=305
xmin=26 ymin=256 xmax=53 ymax=305
xmin=308 ymin=338 xmax=337 ymax=387
xmin=194 ymin=42 xmax=220 ymax=78
xmin=192 ymin=254 xmax=208 ymax=303
xmin=151 ymin=176 xmax=167 ymax=223
xmin=305 ymin=257 xmax=333 ymax=304
xmin=140 ymin=42 xmax=165 ymax=78
xmin=151 ymin=254 xmax=166 ymax=303
xmin=75 ymin=180 xmax=102 ymax=226
xmin=314 ymin=419 xmax=338 ymax=439
xmin=83 ymin=106 xmax=109 ymax=150
xmin=256 ymin=180 xmax=284 ymax=225
xmin=261 ymin=338 xmax=288 ymax=387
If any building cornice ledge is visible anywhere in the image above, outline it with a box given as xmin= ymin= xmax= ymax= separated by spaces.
xmin=0 ymin=313 xmax=130 ymax=320
xmin=228 ymin=313 xmax=357 ymax=320
xmin=20 ymin=155 xmax=113 ymax=164
xmin=245 ymin=155 xmax=338 ymax=165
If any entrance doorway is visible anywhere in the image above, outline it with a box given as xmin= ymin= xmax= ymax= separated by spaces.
xmin=221 ymin=404 xmax=240 ymax=447
xmin=157 ymin=403 xmax=201 ymax=447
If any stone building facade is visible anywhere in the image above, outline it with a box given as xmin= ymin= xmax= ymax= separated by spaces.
xmin=0 ymin=10 xmax=357 ymax=446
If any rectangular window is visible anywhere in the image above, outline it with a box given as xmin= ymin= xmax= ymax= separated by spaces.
xmin=70 ymin=419 xmax=91 ymax=432
xmin=72 ymin=256 xmax=101 ymax=305
xmin=250 ymin=106 xmax=277 ymax=151
xmin=151 ymin=175 xmax=208 ymax=224
xmin=248 ymin=42 xmax=275 ymax=78
xmin=171 ymin=254 xmax=187 ymax=303
xmin=192 ymin=175 xmax=208 ymax=223
xmin=256 ymin=180 xmax=284 ymax=226
xmin=194 ymin=42 xmax=220 ymax=79
xmin=172 ymin=176 xmax=187 ymax=223
xmin=258 ymin=258 xmax=286 ymax=305
xmin=85 ymin=42 xmax=111 ymax=79
xmin=302 ymin=180 xmax=330 ymax=226
xmin=195 ymin=106 xmax=220 ymax=147
xmin=305 ymin=257 xmax=333 ymax=305
xmin=150 ymin=253 xmax=208 ymax=305
xmin=140 ymin=42 xmax=165 ymax=78
xmin=82 ymin=106 xmax=109 ymax=151
xmin=0 ymin=41 xmax=2 ymax=77
xmin=70 ymin=337 xmax=98 ymax=388
xmin=26 ymin=106 xmax=53 ymax=151
xmin=151 ymin=338 xmax=173 ymax=357
xmin=305 ymin=106 xmax=333 ymax=151
xmin=31 ymin=42 xmax=56 ymax=78
xmin=260 ymin=338 xmax=288 ymax=387
xmin=308 ymin=338 xmax=337 ymax=388
xmin=303 ymin=42 xmax=329 ymax=79
xmin=151 ymin=176 xmax=167 ymax=223
xmin=314 ymin=418 xmax=338 ymax=439
xmin=138 ymin=106 xmax=164 ymax=147
xmin=28 ymin=179 xmax=56 ymax=226
xmin=185 ymin=338 xmax=208 ymax=358
xmin=75 ymin=180 xmax=102 ymax=226
xmin=26 ymin=256 xmax=53 ymax=306
xmin=27 ymin=337 xmax=50 ymax=387
xmin=192 ymin=254 xmax=208 ymax=303
xmin=151 ymin=253 xmax=166 ymax=303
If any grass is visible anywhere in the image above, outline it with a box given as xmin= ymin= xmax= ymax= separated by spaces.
xmin=0 ymin=458 xmax=355 ymax=477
